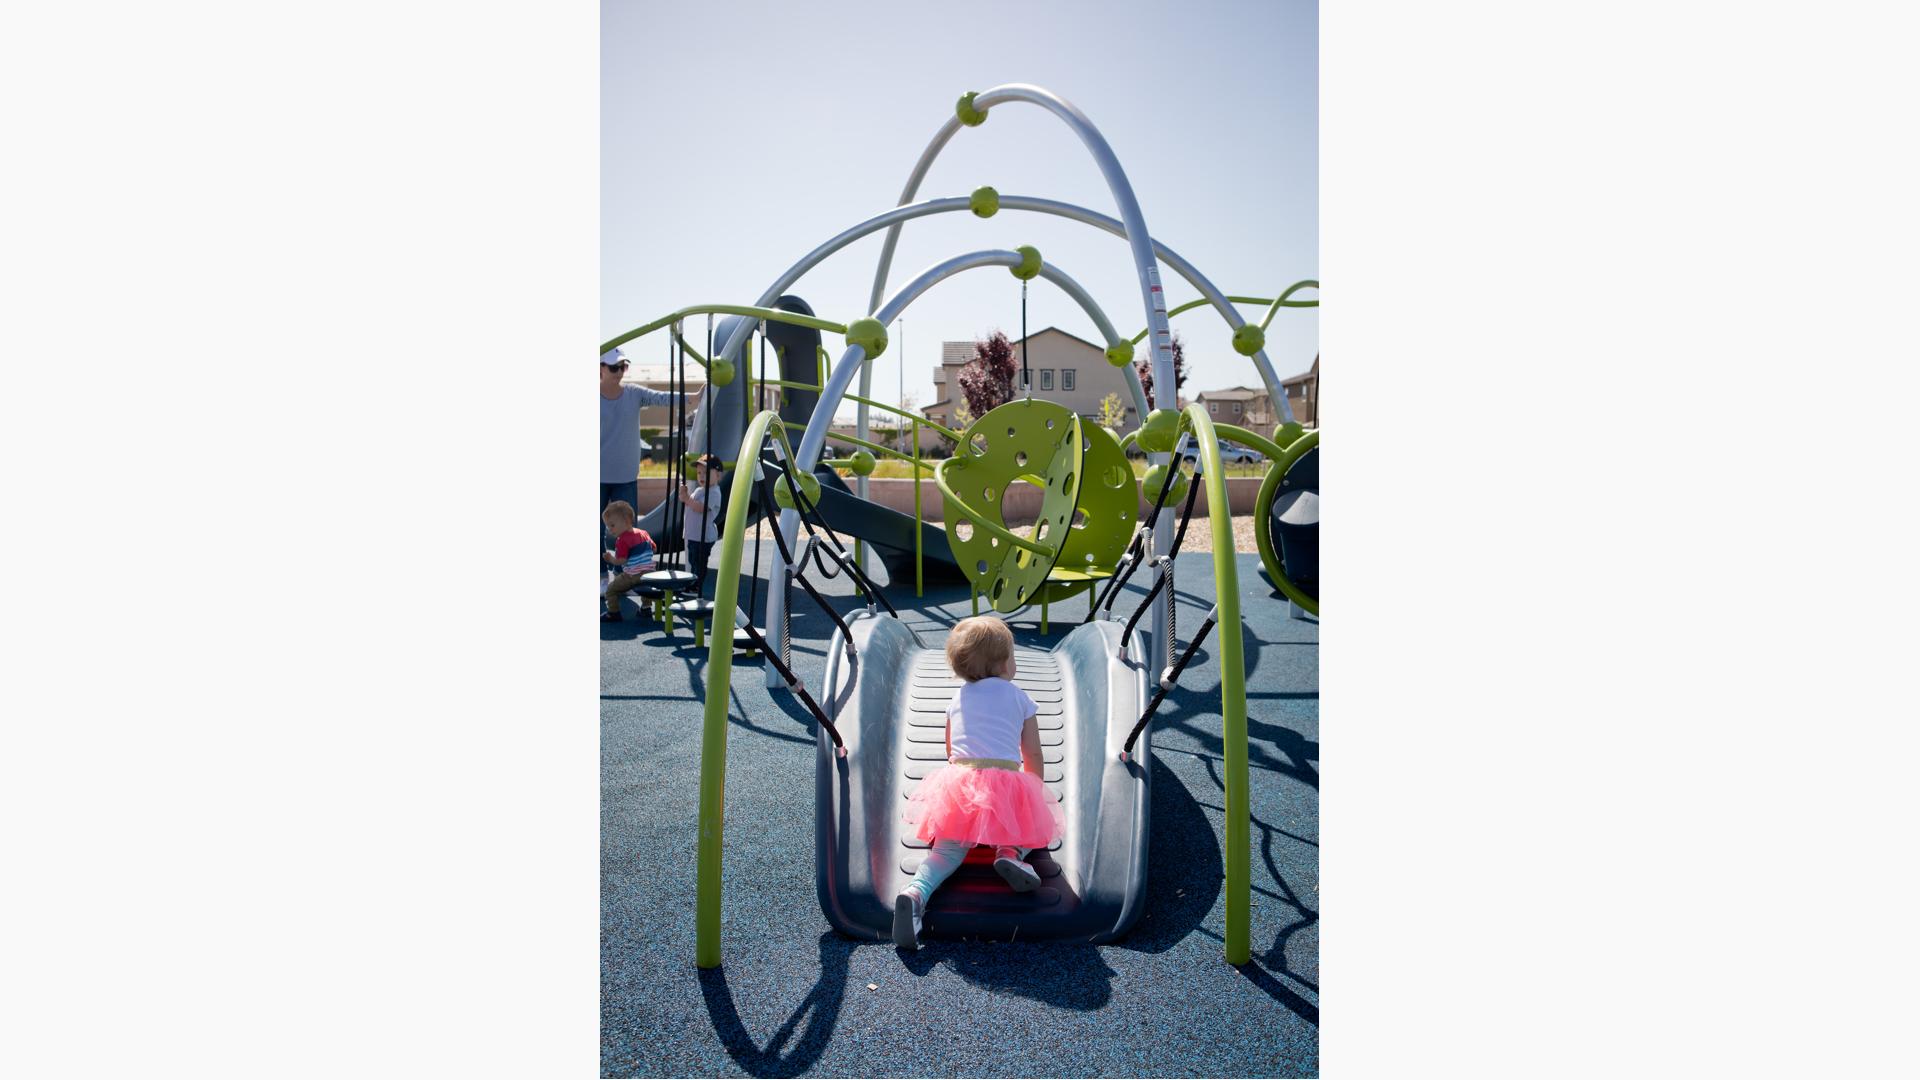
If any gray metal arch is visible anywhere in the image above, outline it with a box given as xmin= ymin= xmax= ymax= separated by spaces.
xmin=763 ymin=248 xmax=1141 ymax=676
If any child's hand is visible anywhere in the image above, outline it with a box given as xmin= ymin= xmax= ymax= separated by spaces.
xmin=1020 ymin=714 xmax=1044 ymax=778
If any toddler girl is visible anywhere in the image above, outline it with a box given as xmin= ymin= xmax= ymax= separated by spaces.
xmin=894 ymin=615 xmax=1063 ymax=950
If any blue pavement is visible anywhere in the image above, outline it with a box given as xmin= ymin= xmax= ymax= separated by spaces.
xmin=602 ymin=552 xmax=1318 ymax=1077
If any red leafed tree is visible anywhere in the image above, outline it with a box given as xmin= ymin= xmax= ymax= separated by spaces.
xmin=958 ymin=330 xmax=1017 ymax=418
xmin=1135 ymin=331 xmax=1190 ymax=409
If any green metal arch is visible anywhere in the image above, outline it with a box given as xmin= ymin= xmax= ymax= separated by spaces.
xmin=599 ymin=304 xmax=849 ymax=363
xmin=1250 ymin=429 xmax=1320 ymax=617
xmin=1173 ymin=404 xmax=1254 ymax=965
xmin=1125 ymin=280 xmax=1319 ymax=345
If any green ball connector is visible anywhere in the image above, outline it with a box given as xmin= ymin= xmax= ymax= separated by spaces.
xmin=845 ymin=317 xmax=888 ymax=359
xmin=1232 ymin=323 xmax=1265 ymax=357
xmin=1273 ymin=420 xmax=1306 ymax=449
xmin=1011 ymin=245 xmax=1042 ymax=281
xmin=848 ymin=450 xmax=877 ymax=477
xmin=1142 ymin=462 xmax=1189 ymax=504
xmin=772 ymin=471 xmax=822 ymax=511
xmin=1104 ymin=340 xmax=1134 ymax=368
xmin=969 ymin=185 xmax=999 ymax=218
xmin=956 ymin=91 xmax=987 ymax=127
xmin=1136 ymin=409 xmax=1182 ymax=454
xmin=707 ymin=359 xmax=735 ymax=387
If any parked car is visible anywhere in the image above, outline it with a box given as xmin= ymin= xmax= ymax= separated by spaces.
xmin=1183 ymin=440 xmax=1264 ymax=468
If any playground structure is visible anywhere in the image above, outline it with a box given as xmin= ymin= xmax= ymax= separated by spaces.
xmin=599 ymin=84 xmax=1319 ymax=969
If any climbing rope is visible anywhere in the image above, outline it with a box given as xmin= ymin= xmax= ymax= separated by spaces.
xmin=664 ymin=325 xmax=685 ymax=567
xmin=752 ymin=462 xmax=860 ymax=655
xmin=1118 ymin=463 xmax=1201 ymax=656
xmin=768 ymin=454 xmax=899 ymax=620
xmin=1121 ymin=603 xmax=1220 ymax=759
xmin=744 ymin=326 xmax=766 ymax=621
xmin=1089 ymin=432 xmax=1192 ymax=620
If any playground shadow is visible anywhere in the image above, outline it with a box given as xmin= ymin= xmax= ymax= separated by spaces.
xmin=1119 ymin=754 xmax=1226 ymax=955
xmin=898 ymin=938 xmax=1118 ymax=1010
xmin=696 ymin=933 xmax=854 ymax=1079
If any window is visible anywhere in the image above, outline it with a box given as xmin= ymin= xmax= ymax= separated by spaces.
xmin=1208 ymin=400 xmax=1218 ymax=414
xmin=1232 ymin=401 xmax=1242 ymax=416
xmin=1040 ymin=369 xmax=1054 ymax=391
xmin=1062 ymin=368 xmax=1075 ymax=391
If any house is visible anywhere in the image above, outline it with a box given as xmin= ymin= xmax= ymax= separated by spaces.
xmin=1193 ymin=386 xmax=1275 ymax=429
xmin=925 ymin=327 xmax=1141 ymax=432
xmin=1279 ymin=355 xmax=1319 ymax=427
xmin=1195 ymin=356 xmax=1319 ymax=432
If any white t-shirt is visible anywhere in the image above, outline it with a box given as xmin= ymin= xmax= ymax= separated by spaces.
xmin=683 ymin=482 xmax=720 ymax=543
xmin=945 ymin=677 xmax=1038 ymax=762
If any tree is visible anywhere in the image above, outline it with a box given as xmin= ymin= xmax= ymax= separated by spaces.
xmin=944 ymin=400 xmax=976 ymax=455
xmin=1096 ymin=392 xmax=1127 ymax=431
xmin=1134 ymin=331 xmax=1190 ymax=409
xmin=958 ymin=330 xmax=1017 ymax=418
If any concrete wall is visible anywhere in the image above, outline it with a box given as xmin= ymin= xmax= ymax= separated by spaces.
xmin=636 ymin=475 xmax=1266 ymax=524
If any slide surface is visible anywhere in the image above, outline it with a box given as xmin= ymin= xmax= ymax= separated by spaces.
xmin=814 ymin=615 xmax=1152 ymax=942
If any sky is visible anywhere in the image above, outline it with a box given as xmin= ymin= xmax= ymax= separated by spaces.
xmin=602 ymin=0 xmax=1316 ymax=421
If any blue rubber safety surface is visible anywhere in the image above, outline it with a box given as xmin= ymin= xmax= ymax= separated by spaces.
xmin=602 ymin=553 xmax=1317 ymax=1078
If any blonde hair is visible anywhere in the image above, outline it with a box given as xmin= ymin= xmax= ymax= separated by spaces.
xmin=602 ymin=500 xmax=635 ymax=525
xmin=945 ymin=615 xmax=1014 ymax=682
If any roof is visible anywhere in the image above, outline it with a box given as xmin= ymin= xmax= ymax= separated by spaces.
xmin=1281 ymin=355 xmax=1320 ymax=387
xmin=1197 ymin=386 xmax=1266 ymax=401
xmin=938 ymin=326 xmax=1107 ymax=364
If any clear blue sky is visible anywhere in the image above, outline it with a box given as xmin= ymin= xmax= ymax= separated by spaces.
xmin=602 ymin=0 xmax=1316 ymax=418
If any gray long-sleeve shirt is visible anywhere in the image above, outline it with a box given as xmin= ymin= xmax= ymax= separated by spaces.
xmin=600 ymin=384 xmax=683 ymax=483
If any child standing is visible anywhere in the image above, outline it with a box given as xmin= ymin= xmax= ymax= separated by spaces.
xmin=894 ymin=615 xmax=1063 ymax=950
xmin=676 ymin=454 xmax=722 ymax=598
xmin=600 ymin=501 xmax=656 ymax=623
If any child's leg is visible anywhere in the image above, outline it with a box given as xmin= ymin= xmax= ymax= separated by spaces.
xmin=903 ymin=838 xmax=973 ymax=905
xmin=689 ymin=541 xmax=712 ymax=597
xmin=992 ymin=846 xmax=1041 ymax=892
xmin=605 ymin=572 xmax=640 ymax=615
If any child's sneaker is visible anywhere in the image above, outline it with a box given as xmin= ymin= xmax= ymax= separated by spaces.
xmin=993 ymin=849 xmax=1041 ymax=893
xmin=892 ymin=891 xmax=923 ymax=950
xmin=600 ymin=610 xmax=622 ymax=623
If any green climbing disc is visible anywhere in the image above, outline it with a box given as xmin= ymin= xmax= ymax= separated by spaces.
xmin=1040 ymin=422 xmax=1139 ymax=603
xmin=937 ymin=399 xmax=1084 ymax=613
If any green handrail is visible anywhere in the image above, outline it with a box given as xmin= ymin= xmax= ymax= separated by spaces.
xmin=1210 ymin=422 xmax=1291 ymax=463
xmin=696 ymin=409 xmax=797 ymax=969
xmin=600 ymin=304 xmax=848 ymax=357
xmin=931 ymin=458 xmax=1050 ymax=556
xmin=1176 ymin=403 xmax=1253 ymax=965
xmin=1260 ymin=280 xmax=1318 ymax=329
xmin=822 ymin=430 xmax=935 ymax=472
xmin=758 ymin=378 xmax=966 ymax=443
xmin=1127 ymin=294 xmax=1280 ymax=346
xmin=1251 ymin=429 xmax=1319 ymax=616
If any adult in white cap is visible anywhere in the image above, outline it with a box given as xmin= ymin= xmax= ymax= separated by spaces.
xmin=601 ymin=347 xmax=688 ymax=570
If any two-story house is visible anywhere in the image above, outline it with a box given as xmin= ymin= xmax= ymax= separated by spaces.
xmin=1194 ymin=357 xmax=1320 ymax=432
xmin=925 ymin=327 xmax=1142 ymax=431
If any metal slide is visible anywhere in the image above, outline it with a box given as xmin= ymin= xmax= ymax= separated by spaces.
xmin=814 ymin=614 xmax=1152 ymax=941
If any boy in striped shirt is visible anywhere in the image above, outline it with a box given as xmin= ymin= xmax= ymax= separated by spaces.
xmin=600 ymin=500 xmax=656 ymax=623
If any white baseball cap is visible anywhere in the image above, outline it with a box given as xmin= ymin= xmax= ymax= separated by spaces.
xmin=601 ymin=347 xmax=626 ymax=366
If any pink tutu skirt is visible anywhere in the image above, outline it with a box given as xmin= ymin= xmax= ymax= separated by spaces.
xmin=903 ymin=761 xmax=1064 ymax=848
